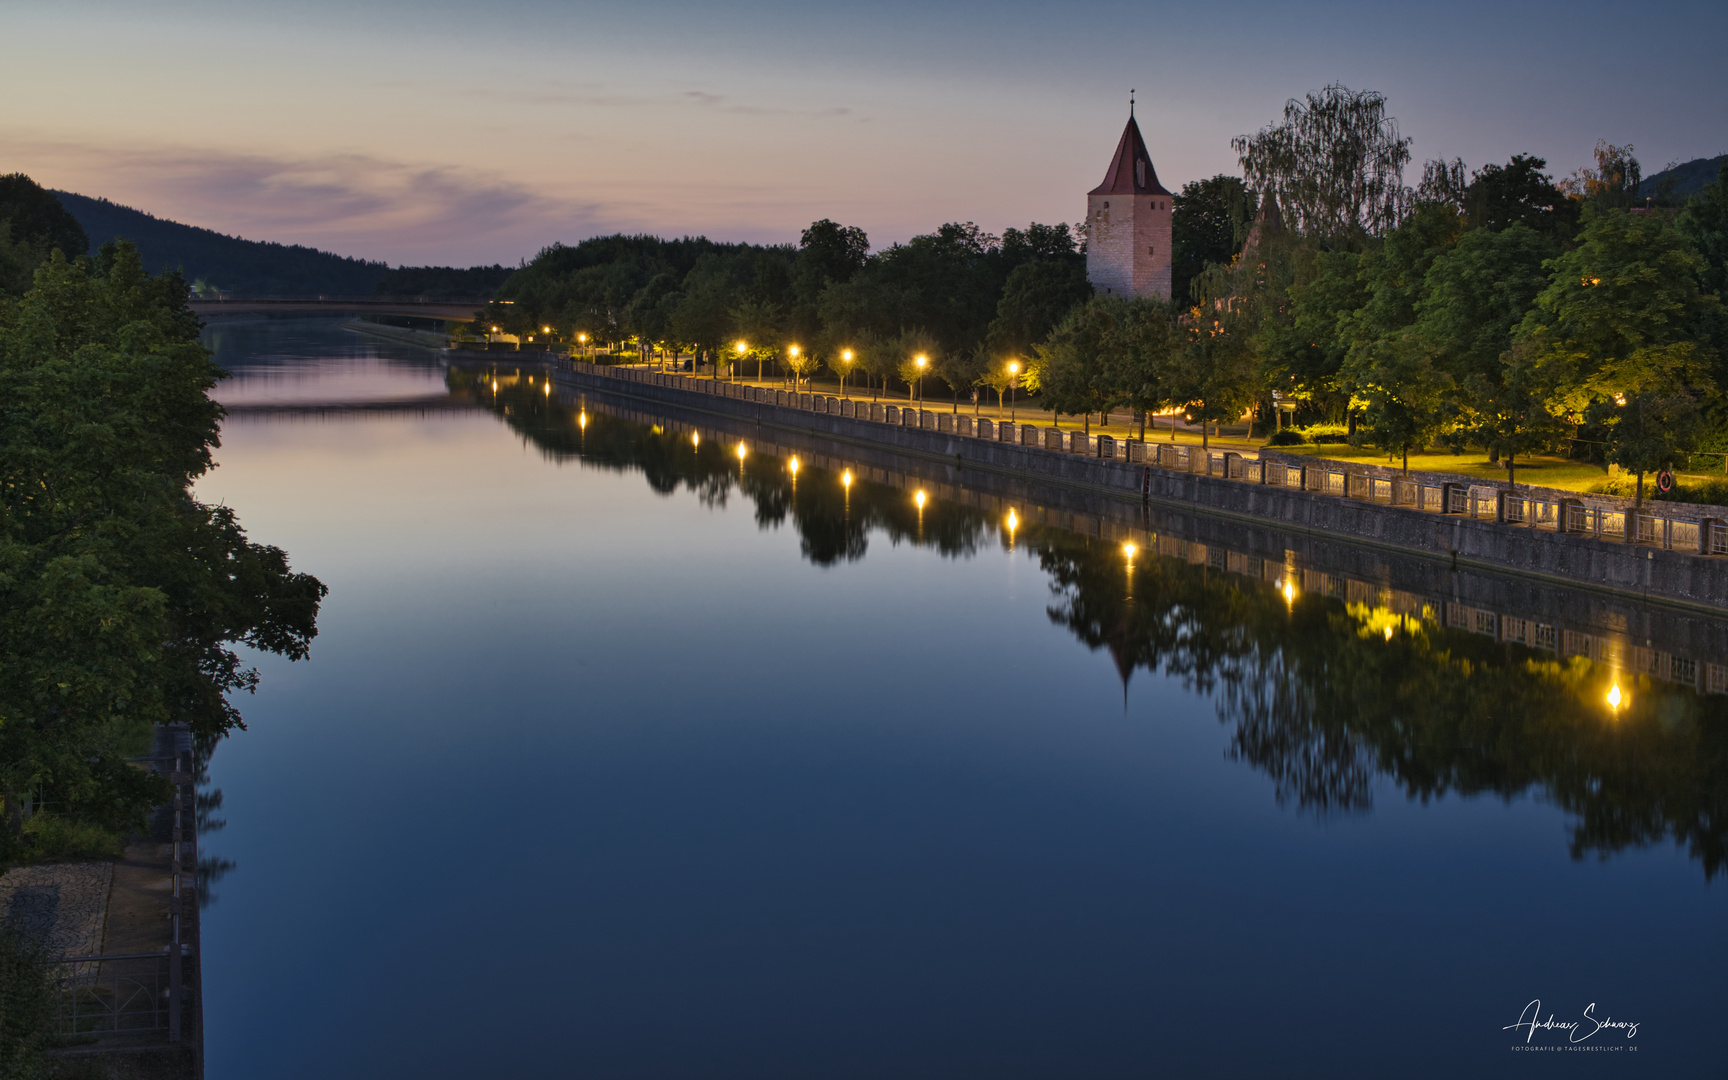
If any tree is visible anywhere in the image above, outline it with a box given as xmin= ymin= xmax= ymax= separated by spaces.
xmin=985 ymin=259 xmax=1091 ymax=360
xmin=1035 ymin=298 xmax=1123 ymax=433
xmin=1560 ymin=141 xmax=1643 ymax=210
xmin=935 ymin=349 xmax=985 ymax=413
xmin=0 ymin=245 xmax=324 ymax=856
xmin=1107 ymin=297 xmax=1182 ymax=440
xmin=1233 ymin=84 xmax=1414 ymax=245
xmin=1677 ymin=162 xmax=1728 ymax=300
xmin=1522 ymin=206 xmax=1722 ymax=510
xmin=1177 ymin=275 xmax=1258 ymax=449
xmin=0 ymin=174 xmax=89 ymax=266
xmin=826 ymin=345 xmax=861 ymax=397
xmin=1464 ymin=155 xmax=1579 ymax=240
xmin=1171 ymin=175 xmax=1255 ymax=303
xmin=1415 ymin=223 xmax=1557 ymax=475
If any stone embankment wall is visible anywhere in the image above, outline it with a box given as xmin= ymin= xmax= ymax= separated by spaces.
xmin=549 ymin=362 xmax=1728 ymax=612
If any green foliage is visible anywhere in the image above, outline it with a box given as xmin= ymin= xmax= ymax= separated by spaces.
xmin=1234 ymin=84 xmax=1413 ymax=244
xmin=1463 ymin=155 xmax=1578 ymax=239
xmin=19 ymin=814 xmax=121 ymax=861
xmin=0 ymin=176 xmax=87 ymax=268
xmin=1678 ymin=162 xmax=1728 ymax=300
xmin=1266 ymin=428 xmax=1309 ymax=445
xmin=53 ymin=190 xmax=383 ymax=296
xmin=0 ymin=243 xmax=325 ymax=850
xmin=1171 ymin=175 xmax=1255 ymax=303
xmin=0 ymin=927 xmax=54 ymax=1080
xmin=373 ymin=264 xmax=512 ymax=300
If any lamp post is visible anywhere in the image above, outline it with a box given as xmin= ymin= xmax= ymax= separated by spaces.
xmin=840 ymin=349 xmax=853 ymax=399
xmin=577 ymin=332 xmax=588 ymax=359
xmin=733 ymin=340 xmax=746 ymax=383
xmin=915 ymin=354 xmax=927 ymax=408
xmin=787 ymin=344 xmax=800 ymax=390
xmin=1007 ymin=361 xmax=1020 ymax=422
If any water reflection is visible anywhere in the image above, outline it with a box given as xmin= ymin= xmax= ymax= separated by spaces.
xmin=462 ymin=365 xmax=1728 ymax=879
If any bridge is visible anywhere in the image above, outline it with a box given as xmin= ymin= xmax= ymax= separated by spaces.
xmin=188 ymin=297 xmax=492 ymax=320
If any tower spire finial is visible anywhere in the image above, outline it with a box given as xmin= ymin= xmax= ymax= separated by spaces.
xmin=1129 ymin=88 xmax=1135 ymax=117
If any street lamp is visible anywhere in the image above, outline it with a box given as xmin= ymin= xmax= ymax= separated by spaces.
xmin=788 ymin=344 xmax=800 ymax=390
xmin=1007 ymin=361 xmax=1020 ymax=421
xmin=840 ymin=348 xmax=854 ymax=399
xmin=577 ymin=332 xmax=588 ymax=359
xmin=733 ymin=339 xmax=746 ymax=383
xmin=914 ymin=355 xmax=927 ymax=407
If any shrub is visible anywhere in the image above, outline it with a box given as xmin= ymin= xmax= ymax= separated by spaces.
xmin=1267 ymin=429 xmax=1309 ymax=446
xmin=19 ymin=817 xmax=121 ymax=862
xmin=0 ymin=927 xmax=55 ymax=1080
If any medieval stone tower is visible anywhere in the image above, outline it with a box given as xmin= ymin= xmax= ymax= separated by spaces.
xmin=1085 ymin=107 xmax=1173 ymax=300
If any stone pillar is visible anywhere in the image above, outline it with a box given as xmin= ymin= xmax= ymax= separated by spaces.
xmin=1097 ymin=434 xmax=1116 ymax=459
xmin=1699 ymin=518 xmax=1720 ymax=555
xmin=885 ymin=405 xmax=900 ymax=424
xmin=978 ymin=418 xmax=994 ymax=440
xmin=1441 ymin=482 xmax=1464 ymax=514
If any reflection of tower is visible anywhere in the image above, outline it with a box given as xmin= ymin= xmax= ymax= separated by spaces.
xmin=1086 ymin=96 xmax=1174 ymax=300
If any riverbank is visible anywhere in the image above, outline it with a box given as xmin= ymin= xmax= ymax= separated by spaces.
xmin=522 ymin=358 xmax=1728 ymax=613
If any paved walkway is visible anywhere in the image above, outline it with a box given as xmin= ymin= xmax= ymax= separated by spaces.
xmin=0 ymin=861 xmax=113 ymax=966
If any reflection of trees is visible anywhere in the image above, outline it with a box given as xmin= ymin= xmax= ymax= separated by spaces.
xmin=1040 ymin=529 xmax=1728 ymax=878
xmin=470 ymin=371 xmax=1728 ymax=880
xmin=458 ymin=371 xmax=992 ymax=567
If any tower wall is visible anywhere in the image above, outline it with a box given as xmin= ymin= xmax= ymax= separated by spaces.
xmin=1086 ymin=193 xmax=1172 ymax=301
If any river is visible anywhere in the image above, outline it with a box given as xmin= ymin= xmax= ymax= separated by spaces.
xmin=194 ymin=317 xmax=1725 ymax=1078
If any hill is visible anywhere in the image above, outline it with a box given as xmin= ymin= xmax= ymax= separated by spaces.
xmin=1639 ymin=155 xmax=1727 ymax=204
xmin=52 ymin=191 xmax=513 ymax=299
xmin=55 ymin=190 xmax=388 ymax=296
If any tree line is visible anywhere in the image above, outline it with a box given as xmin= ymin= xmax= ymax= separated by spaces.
xmin=480 ymin=85 xmax=1728 ymax=502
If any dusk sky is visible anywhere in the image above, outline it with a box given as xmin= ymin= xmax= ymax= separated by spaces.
xmin=7 ymin=0 xmax=1725 ymax=266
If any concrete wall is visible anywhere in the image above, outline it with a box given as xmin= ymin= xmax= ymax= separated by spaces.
xmin=552 ymin=363 xmax=1728 ymax=613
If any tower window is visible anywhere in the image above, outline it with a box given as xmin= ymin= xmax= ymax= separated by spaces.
xmin=1148 ymin=245 xmax=1155 ymax=257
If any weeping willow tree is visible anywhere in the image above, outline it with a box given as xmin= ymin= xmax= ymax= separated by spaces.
xmin=1233 ymin=84 xmax=1414 ymax=246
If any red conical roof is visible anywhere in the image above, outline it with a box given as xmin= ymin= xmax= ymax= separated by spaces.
xmin=1089 ymin=115 xmax=1171 ymax=197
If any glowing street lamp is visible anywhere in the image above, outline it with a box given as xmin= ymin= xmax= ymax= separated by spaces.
xmin=838 ymin=348 xmax=855 ymax=399
xmin=1007 ymin=360 xmax=1020 ymax=421
xmin=732 ymin=339 xmax=747 ymax=383
xmin=787 ymin=344 xmax=800 ymax=389
xmin=914 ymin=354 xmax=928 ymax=406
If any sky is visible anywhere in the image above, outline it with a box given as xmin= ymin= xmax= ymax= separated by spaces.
xmin=4 ymin=0 xmax=1725 ymax=266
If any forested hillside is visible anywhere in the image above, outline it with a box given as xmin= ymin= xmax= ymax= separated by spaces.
xmin=53 ymin=191 xmax=511 ymax=299
xmin=55 ymin=191 xmax=388 ymax=295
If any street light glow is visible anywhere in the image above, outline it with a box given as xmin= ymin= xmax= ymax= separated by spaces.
xmin=1122 ymin=542 xmax=1137 ymax=559
xmin=788 ymin=456 xmax=800 ymax=475
xmin=1005 ymin=509 xmax=1018 ymax=531
xmin=735 ymin=340 xmax=747 ymax=355
xmin=1281 ymin=578 xmax=1297 ymax=604
xmin=915 ymin=355 xmax=927 ymax=369
xmin=842 ymin=469 xmax=853 ymax=488
xmin=736 ymin=442 xmax=748 ymax=460
xmin=789 ymin=345 xmax=800 ymax=357
xmin=1007 ymin=361 xmax=1019 ymax=375
xmin=841 ymin=349 xmax=853 ymax=361
xmin=914 ymin=489 xmax=926 ymax=508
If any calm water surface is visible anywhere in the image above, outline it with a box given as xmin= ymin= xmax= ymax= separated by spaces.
xmin=194 ymin=319 xmax=1725 ymax=1078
